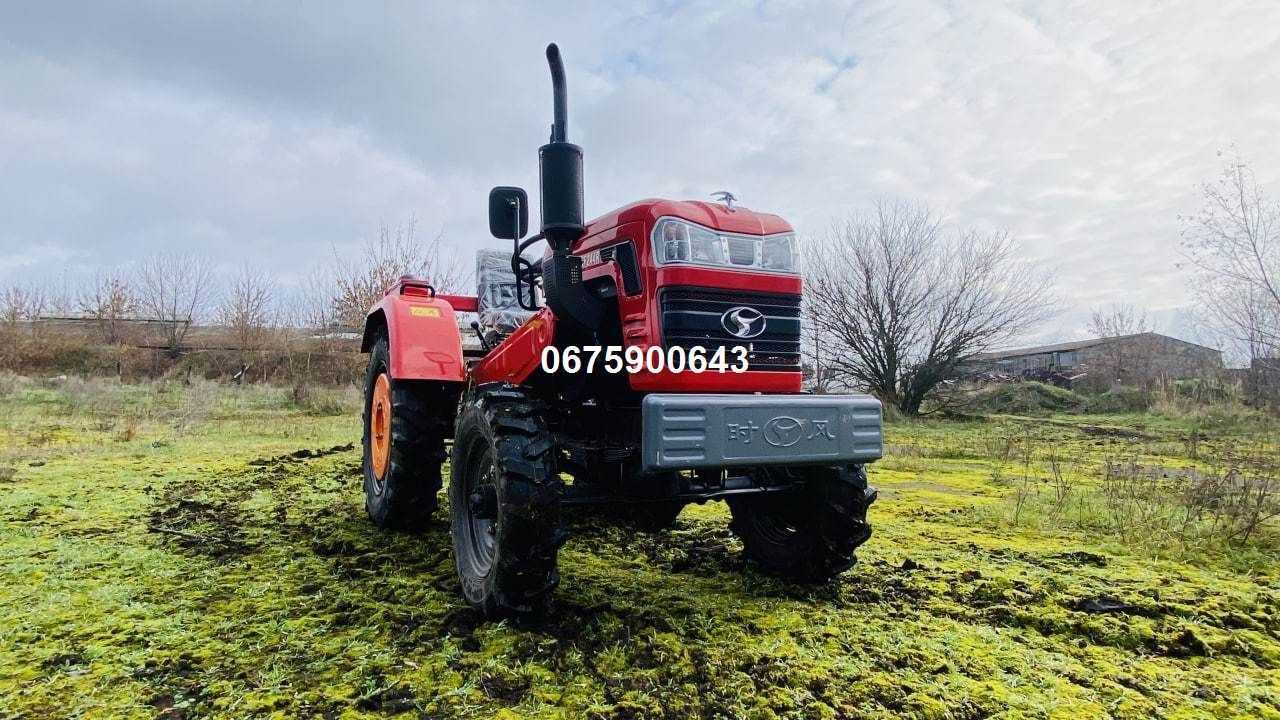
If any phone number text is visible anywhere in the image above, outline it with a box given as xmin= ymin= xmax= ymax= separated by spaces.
xmin=540 ymin=345 xmax=749 ymax=374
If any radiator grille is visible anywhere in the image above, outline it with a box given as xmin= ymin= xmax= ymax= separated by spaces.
xmin=659 ymin=287 xmax=801 ymax=371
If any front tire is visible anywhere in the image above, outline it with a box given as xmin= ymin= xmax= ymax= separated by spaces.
xmin=450 ymin=384 xmax=562 ymax=616
xmin=728 ymin=465 xmax=876 ymax=582
xmin=361 ymin=336 xmax=446 ymax=531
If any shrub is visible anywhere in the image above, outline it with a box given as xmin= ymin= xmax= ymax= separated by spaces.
xmin=959 ymin=381 xmax=1088 ymax=416
xmin=1172 ymin=378 xmax=1236 ymax=404
xmin=0 ymin=372 xmax=20 ymax=399
xmin=1100 ymin=445 xmax=1280 ymax=549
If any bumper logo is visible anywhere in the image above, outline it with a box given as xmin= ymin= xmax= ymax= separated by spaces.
xmin=721 ymin=306 xmax=766 ymax=338
xmin=763 ymin=416 xmax=803 ymax=446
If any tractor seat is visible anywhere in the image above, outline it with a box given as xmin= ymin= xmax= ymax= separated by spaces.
xmin=476 ymin=249 xmax=535 ymax=347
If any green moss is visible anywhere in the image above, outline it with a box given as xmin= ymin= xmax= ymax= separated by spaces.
xmin=1 ymin=380 xmax=1278 ymax=718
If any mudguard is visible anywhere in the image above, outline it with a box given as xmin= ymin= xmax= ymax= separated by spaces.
xmin=362 ymin=283 xmax=468 ymax=382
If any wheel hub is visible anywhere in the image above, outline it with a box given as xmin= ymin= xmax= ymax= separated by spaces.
xmin=462 ymin=450 xmax=499 ymax=575
xmin=370 ymin=373 xmax=392 ymax=483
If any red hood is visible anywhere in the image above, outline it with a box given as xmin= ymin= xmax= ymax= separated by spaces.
xmin=584 ymin=199 xmax=793 ymax=236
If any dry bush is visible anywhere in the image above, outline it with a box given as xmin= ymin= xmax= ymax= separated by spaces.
xmin=1098 ymin=445 xmax=1280 ymax=551
xmin=1 ymin=284 xmax=47 ymax=326
xmin=327 ymin=217 xmax=461 ymax=329
xmin=1097 ymin=457 xmax=1182 ymax=539
xmin=78 ymin=272 xmax=139 ymax=345
xmin=0 ymin=371 xmax=21 ymax=399
xmin=1044 ymin=448 xmax=1078 ymax=518
xmin=1182 ymin=443 xmax=1280 ymax=544
xmin=0 ymin=284 xmax=48 ymax=367
xmin=218 ymin=266 xmax=276 ymax=352
xmin=979 ymin=431 xmax=1017 ymax=463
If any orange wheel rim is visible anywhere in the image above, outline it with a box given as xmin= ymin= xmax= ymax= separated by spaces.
xmin=370 ymin=373 xmax=392 ymax=480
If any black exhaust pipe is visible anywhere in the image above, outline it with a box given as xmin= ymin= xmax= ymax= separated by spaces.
xmin=547 ymin=44 xmax=569 ymax=144
xmin=538 ymin=43 xmax=601 ymax=332
xmin=539 ymin=44 xmax=585 ymax=239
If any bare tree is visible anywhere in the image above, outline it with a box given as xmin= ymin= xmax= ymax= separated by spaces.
xmin=44 ymin=272 xmax=77 ymax=317
xmin=800 ymin=306 xmax=839 ymax=394
xmin=329 ymin=217 xmax=461 ymax=328
xmin=295 ymin=265 xmax=343 ymax=333
xmin=78 ymin=272 xmax=139 ymax=344
xmin=137 ymin=252 xmax=215 ymax=353
xmin=1181 ymin=150 xmax=1280 ymax=358
xmin=1086 ymin=302 xmax=1159 ymax=387
xmin=217 ymin=265 xmax=276 ymax=351
xmin=1088 ymin=302 xmax=1151 ymax=339
xmin=1 ymin=284 xmax=46 ymax=327
xmin=805 ymin=201 xmax=1055 ymax=415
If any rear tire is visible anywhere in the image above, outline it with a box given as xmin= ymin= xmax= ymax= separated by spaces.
xmin=450 ymin=384 xmax=562 ymax=616
xmin=361 ymin=336 xmax=447 ymax=532
xmin=728 ymin=465 xmax=876 ymax=582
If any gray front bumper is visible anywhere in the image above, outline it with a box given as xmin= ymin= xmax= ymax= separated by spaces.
xmin=641 ymin=394 xmax=883 ymax=472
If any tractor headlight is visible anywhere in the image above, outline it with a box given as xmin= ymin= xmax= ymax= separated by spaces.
xmin=652 ymin=218 xmax=797 ymax=273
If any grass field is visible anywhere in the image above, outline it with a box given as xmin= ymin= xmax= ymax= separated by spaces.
xmin=1 ymin=376 xmax=1278 ymax=719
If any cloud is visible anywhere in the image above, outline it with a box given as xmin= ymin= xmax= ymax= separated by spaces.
xmin=1 ymin=0 xmax=1278 ymax=347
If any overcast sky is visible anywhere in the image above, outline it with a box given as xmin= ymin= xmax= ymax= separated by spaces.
xmin=2 ymin=1 xmax=1278 ymax=345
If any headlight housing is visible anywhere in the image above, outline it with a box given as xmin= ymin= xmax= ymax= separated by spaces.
xmin=652 ymin=218 xmax=798 ymax=273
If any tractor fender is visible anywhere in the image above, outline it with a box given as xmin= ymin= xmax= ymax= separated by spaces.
xmin=363 ymin=291 xmax=466 ymax=383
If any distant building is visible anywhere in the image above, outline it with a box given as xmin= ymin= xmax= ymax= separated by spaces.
xmin=965 ymin=332 xmax=1223 ymax=389
xmin=1245 ymin=356 xmax=1280 ymax=406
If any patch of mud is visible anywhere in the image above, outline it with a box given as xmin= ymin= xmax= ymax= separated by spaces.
xmin=1078 ymin=424 xmax=1152 ymax=440
xmin=247 ymin=443 xmax=355 ymax=468
xmin=1052 ymin=550 xmax=1109 ymax=567
xmin=148 ymin=497 xmax=252 ymax=558
xmin=147 ymin=479 xmax=254 ymax=559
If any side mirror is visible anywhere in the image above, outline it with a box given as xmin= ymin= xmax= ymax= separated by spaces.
xmin=488 ymin=186 xmax=528 ymax=240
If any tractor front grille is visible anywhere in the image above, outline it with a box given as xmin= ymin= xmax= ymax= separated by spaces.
xmin=659 ymin=287 xmax=802 ymax=371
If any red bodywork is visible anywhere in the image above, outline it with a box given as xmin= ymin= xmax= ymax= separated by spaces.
xmin=363 ymin=284 xmax=468 ymax=382
xmin=368 ymin=199 xmax=802 ymax=394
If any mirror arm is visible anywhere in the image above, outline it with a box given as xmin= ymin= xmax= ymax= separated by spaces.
xmin=511 ymin=198 xmax=542 ymax=311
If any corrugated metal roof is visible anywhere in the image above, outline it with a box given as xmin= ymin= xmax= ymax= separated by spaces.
xmin=971 ymin=332 xmax=1218 ymax=361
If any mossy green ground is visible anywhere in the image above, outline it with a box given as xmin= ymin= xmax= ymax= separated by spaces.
xmin=1 ymin=378 xmax=1277 ymax=719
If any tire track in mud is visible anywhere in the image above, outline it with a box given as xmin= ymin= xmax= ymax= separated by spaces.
xmin=841 ymin=545 xmax=1280 ymax=668
xmin=138 ymin=442 xmax=1280 ymax=717
xmin=144 ymin=443 xmax=356 ymax=560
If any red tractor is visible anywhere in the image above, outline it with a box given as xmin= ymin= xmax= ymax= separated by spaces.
xmin=360 ymin=44 xmax=881 ymax=616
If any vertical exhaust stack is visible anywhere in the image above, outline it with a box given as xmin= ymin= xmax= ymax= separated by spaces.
xmin=539 ymin=44 xmax=585 ymax=241
xmin=538 ymin=43 xmax=602 ymax=331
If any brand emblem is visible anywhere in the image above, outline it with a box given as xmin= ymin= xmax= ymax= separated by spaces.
xmin=763 ymin=416 xmax=803 ymax=447
xmin=410 ymin=306 xmax=441 ymax=318
xmin=720 ymin=306 xmax=766 ymax=338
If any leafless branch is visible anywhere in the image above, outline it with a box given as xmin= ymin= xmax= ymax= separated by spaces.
xmin=327 ymin=217 xmax=461 ymax=329
xmin=137 ymin=252 xmax=216 ymax=352
xmin=217 ymin=265 xmax=276 ymax=351
xmin=805 ymin=200 xmax=1056 ymax=414
xmin=1180 ymin=148 xmax=1280 ymax=360
xmin=77 ymin=272 xmax=139 ymax=344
